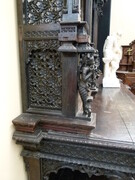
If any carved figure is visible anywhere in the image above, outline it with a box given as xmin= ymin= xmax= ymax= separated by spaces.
xmin=78 ymin=53 xmax=93 ymax=117
xmin=78 ymin=50 xmax=100 ymax=118
xmin=102 ymin=32 xmax=122 ymax=87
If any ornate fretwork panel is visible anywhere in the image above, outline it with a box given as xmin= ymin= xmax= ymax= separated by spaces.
xmin=26 ymin=39 xmax=62 ymax=110
xmin=23 ymin=0 xmax=63 ymax=24
xmin=41 ymin=159 xmax=135 ymax=180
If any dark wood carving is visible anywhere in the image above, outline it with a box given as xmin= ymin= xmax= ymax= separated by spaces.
xmin=58 ymin=1 xmax=101 ymax=119
xmin=24 ymin=30 xmax=60 ymax=38
xmin=23 ymin=0 xmax=63 ymax=25
xmin=13 ymin=83 xmax=135 ymax=179
xmin=78 ymin=48 xmax=101 ymax=117
xmin=12 ymin=1 xmax=135 ymax=180
xmin=41 ymin=159 xmax=135 ymax=180
xmin=26 ymin=40 xmax=62 ymax=110
xmin=17 ymin=0 xmax=63 ymax=114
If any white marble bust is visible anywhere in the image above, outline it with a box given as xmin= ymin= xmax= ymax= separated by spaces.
xmin=102 ymin=32 xmax=122 ymax=87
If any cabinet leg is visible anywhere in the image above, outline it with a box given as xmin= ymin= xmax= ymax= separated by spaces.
xmin=24 ymin=157 xmax=41 ymax=180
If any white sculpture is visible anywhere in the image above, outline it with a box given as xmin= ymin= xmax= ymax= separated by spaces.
xmin=102 ymin=32 xmax=122 ymax=87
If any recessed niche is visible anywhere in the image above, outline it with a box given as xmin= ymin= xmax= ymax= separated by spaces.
xmin=49 ymin=168 xmax=108 ymax=180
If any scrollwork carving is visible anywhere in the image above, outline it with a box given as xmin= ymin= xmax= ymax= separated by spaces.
xmin=23 ymin=0 xmax=63 ymax=24
xmin=26 ymin=40 xmax=62 ymax=110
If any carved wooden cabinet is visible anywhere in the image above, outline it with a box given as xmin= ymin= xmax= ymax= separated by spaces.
xmin=13 ymin=0 xmax=135 ymax=180
xmin=117 ymin=40 xmax=135 ymax=95
xmin=118 ymin=40 xmax=135 ymax=72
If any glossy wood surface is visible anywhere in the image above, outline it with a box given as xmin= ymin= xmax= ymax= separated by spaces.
xmin=13 ymin=79 xmax=135 ymax=180
xmin=91 ymin=79 xmax=135 ymax=144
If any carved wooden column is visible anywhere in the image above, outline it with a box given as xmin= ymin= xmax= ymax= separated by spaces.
xmin=92 ymin=0 xmax=108 ymax=47
xmin=85 ymin=0 xmax=93 ymax=36
xmin=58 ymin=2 xmax=80 ymax=117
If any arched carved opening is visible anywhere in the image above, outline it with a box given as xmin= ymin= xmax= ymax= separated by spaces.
xmin=42 ymin=159 xmax=134 ymax=180
xmin=48 ymin=168 xmax=108 ymax=180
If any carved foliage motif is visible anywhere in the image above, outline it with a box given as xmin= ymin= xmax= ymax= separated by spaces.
xmin=23 ymin=0 xmax=63 ymax=24
xmin=26 ymin=40 xmax=62 ymax=110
